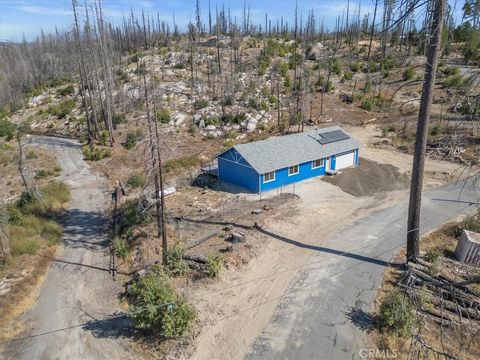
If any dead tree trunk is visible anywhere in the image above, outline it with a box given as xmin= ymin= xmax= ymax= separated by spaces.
xmin=406 ymin=0 xmax=445 ymax=262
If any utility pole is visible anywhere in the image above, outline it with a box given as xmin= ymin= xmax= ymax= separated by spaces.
xmin=406 ymin=0 xmax=444 ymax=262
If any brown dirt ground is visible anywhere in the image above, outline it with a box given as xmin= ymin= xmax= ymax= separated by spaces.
xmin=322 ymin=158 xmax=410 ymax=197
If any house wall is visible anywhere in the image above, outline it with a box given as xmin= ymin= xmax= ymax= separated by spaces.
xmin=260 ymin=159 xmax=327 ymax=192
xmin=218 ymin=147 xmax=359 ymax=193
xmin=218 ymin=149 xmax=259 ymax=192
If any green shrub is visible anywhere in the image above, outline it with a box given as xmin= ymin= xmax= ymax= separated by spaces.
xmin=194 ymin=99 xmax=208 ymax=110
xmin=361 ymin=98 xmax=373 ymax=111
xmin=47 ymin=99 xmax=76 ymax=119
xmin=9 ymin=234 xmax=39 ymax=256
xmin=26 ymin=87 xmax=43 ymax=98
xmin=113 ymin=238 xmax=128 ymax=258
xmin=442 ymin=66 xmax=460 ymax=76
xmin=350 ymin=61 xmax=362 ymax=73
xmin=117 ymin=200 xmax=151 ymax=237
xmin=122 ymin=130 xmax=143 ymax=150
xmin=112 ymin=112 xmax=127 ymax=125
xmin=378 ymin=291 xmax=418 ymax=336
xmin=99 ymin=131 xmax=109 ymax=146
xmin=82 ymin=146 xmax=111 ymax=161
xmin=126 ymin=175 xmax=146 ymax=189
xmin=424 ymin=247 xmax=443 ymax=277
xmin=0 ymin=119 xmax=15 ymax=140
xmin=331 ymin=58 xmax=342 ymax=75
xmin=463 ymin=213 xmax=480 ymax=233
xmin=343 ymin=71 xmax=353 ymax=81
xmin=165 ymin=246 xmax=189 ymax=277
xmin=35 ymin=169 xmax=52 ymax=179
xmin=7 ymin=205 xmax=23 ymax=225
xmin=173 ymin=62 xmax=186 ymax=69
xmin=26 ymin=151 xmax=37 ymax=160
xmin=429 ymin=123 xmax=442 ymax=136
xmin=204 ymin=253 xmax=224 ymax=278
xmin=19 ymin=181 xmax=70 ymax=216
xmin=403 ymin=66 xmax=415 ymax=81
xmin=134 ymin=64 xmax=147 ymax=75
xmin=204 ymin=116 xmax=220 ymax=126
xmin=128 ymin=265 xmax=196 ymax=338
xmin=156 ymin=108 xmax=171 ymax=124
xmin=444 ymin=74 xmax=464 ymax=89
xmin=57 ymin=85 xmax=75 ymax=96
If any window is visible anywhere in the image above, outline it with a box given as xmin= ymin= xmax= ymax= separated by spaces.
xmin=312 ymin=158 xmax=324 ymax=169
xmin=264 ymin=171 xmax=275 ymax=183
xmin=288 ymin=165 xmax=299 ymax=176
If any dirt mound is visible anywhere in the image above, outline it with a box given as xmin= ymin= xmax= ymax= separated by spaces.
xmin=322 ymin=158 xmax=410 ymax=197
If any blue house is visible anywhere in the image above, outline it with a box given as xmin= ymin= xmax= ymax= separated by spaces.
xmin=217 ymin=126 xmax=360 ymax=193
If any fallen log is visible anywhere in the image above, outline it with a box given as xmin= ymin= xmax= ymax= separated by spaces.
xmin=183 ymin=254 xmax=208 ymax=264
xmin=184 ymin=230 xmax=220 ymax=250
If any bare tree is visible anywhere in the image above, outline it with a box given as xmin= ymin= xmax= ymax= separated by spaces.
xmin=407 ymin=0 xmax=445 ymax=262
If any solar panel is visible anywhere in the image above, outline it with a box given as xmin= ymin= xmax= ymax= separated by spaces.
xmin=316 ymin=130 xmax=350 ymax=145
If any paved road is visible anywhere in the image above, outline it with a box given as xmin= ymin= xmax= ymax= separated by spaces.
xmin=247 ymin=177 xmax=479 ymax=360
xmin=5 ymin=136 xmax=134 ymax=360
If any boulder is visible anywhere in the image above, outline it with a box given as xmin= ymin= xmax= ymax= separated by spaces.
xmin=227 ymin=232 xmax=246 ymax=243
xmin=246 ymin=119 xmax=257 ymax=132
xmin=205 ymin=125 xmax=216 ymax=131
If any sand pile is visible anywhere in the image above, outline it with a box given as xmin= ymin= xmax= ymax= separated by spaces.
xmin=322 ymin=158 xmax=410 ymax=197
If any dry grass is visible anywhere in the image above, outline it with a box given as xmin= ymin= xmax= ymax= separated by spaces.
xmin=0 ymin=246 xmax=56 ymax=340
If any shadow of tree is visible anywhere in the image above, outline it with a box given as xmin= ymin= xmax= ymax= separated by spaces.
xmin=82 ymin=312 xmax=136 ymax=339
xmin=345 ymin=307 xmax=376 ymax=332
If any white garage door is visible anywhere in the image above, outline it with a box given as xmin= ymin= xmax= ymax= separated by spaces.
xmin=335 ymin=151 xmax=355 ymax=170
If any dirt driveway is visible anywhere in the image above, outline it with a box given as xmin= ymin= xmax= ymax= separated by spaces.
xmin=3 ymin=136 xmax=135 ymax=360
xmin=183 ymin=125 xmax=466 ymax=360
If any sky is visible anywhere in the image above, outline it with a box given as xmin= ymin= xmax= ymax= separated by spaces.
xmin=0 ymin=0 xmax=464 ymax=42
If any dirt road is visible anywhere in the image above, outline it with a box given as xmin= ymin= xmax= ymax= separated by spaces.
xmin=4 ymin=136 xmax=135 ymax=360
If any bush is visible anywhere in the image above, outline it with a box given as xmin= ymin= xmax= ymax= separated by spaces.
xmin=331 ymin=58 xmax=342 ymax=75
xmin=194 ymin=99 xmax=208 ymax=110
xmin=378 ymin=291 xmax=418 ymax=336
xmin=127 ymin=265 xmax=196 ymax=338
xmin=463 ymin=213 xmax=480 ymax=233
xmin=47 ymin=99 xmax=76 ymax=119
xmin=82 ymin=146 xmax=111 ymax=161
xmin=57 ymin=85 xmax=75 ymax=96
xmin=165 ymin=246 xmax=189 ymax=277
xmin=343 ymin=71 xmax=353 ymax=81
xmin=117 ymin=200 xmax=151 ymax=237
xmin=0 ymin=119 xmax=15 ymax=140
xmin=361 ymin=98 xmax=373 ymax=111
xmin=429 ymin=123 xmax=442 ymax=136
xmin=100 ymin=131 xmax=109 ymax=146
xmin=403 ymin=66 xmax=415 ymax=81
xmin=113 ymin=238 xmax=128 ymax=258
xmin=204 ymin=253 xmax=224 ymax=278
xmin=424 ymin=247 xmax=443 ymax=276
xmin=35 ymin=169 xmax=52 ymax=179
xmin=156 ymin=108 xmax=171 ymax=124
xmin=19 ymin=181 xmax=70 ymax=216
xmin=122 ymin=130 xmax=143 ymax=150
xmin=112 ymin=112 xmax=127 ymax=125
xmin=442 ymin=66 xmax=460 ymax=76
xmin=126 ymin=175 xmax=146 ymax=189
xmin=444 ymin=74 xmax=464 ymax=89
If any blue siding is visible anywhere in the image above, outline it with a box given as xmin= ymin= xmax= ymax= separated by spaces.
xmin=260 ymin=159 xmax=326 ymax=192
xmin=218 ymin=147 xmax=359 ymax=193
xmin=218 ymin=149 xmax=259 ymax=192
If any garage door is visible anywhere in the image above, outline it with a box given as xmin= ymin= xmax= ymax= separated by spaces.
xmin=335 ymin=151 xmax=355 ymax=170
